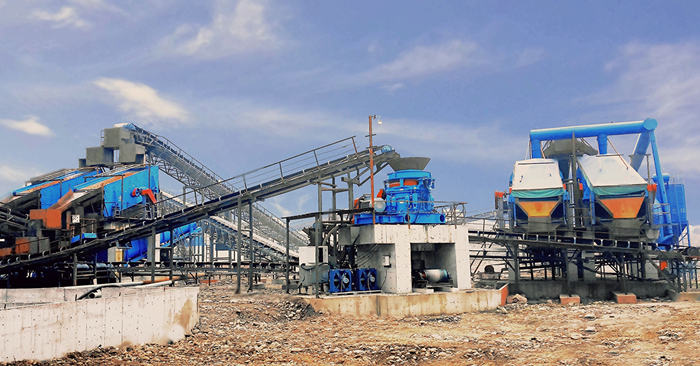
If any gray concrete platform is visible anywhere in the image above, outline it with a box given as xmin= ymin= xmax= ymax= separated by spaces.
xmin=511 ymin=279 xmax=671 ymax=300
xmin=302 ymin=288 xmax=501 ymax=318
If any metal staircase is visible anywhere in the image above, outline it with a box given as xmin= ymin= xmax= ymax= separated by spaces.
xmin=122 ymin=123 xmax=308 ymax=251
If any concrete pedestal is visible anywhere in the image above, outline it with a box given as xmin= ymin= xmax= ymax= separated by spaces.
xmin=340 ymin=224 xmax=470 ymax=293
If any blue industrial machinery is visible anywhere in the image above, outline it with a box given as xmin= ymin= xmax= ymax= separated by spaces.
xmin=483 ymin=119 xmax=697 ymax=296
xmin=506 ymin=159 xmax=569 ymax=233
xmin=328 ymin=269 xmax=353 ymax=293
xmin=10 ymin=169 xmax=99 ymax=209
xmin=654 ymin=174 xmax=689 ymax=247
xmin=575 ymin=155 xmax=655 ymax=240
xmin=0 ymin=165 xmax=163 ymax=265
xmin=354 ymin=268 xmax=379 ymax=291
xmin=525 ymin=118 xmax=687 ymax=248
xmin=354 ymin=157 xmax=446 ymax=225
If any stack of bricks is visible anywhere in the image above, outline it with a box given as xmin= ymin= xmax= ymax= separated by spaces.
xmin=614 ymin=292 xmax=637 ymax=304
xmin=559 ymin=294 xmax=580 ymax=305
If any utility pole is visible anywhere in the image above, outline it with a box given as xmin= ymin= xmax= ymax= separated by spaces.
xmin=368 ymin=114 xmax=382 ymax=224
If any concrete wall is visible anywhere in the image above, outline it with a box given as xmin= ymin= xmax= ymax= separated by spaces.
xmin=513 ymin=280 xmax=670 ymax=300
xmin=0 ymin=286 xmax=199 ymax=363
xmin=305 ymin=289 xmax=501 ymax=318
xmin=0 ymin=284 xmax=108 ymax=307
xmin=355 ymin=243 xmax=396 ymax=292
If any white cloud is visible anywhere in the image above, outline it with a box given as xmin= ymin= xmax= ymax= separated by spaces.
xmin=32 ymin=6 xmax=89 ymax=29
xmin=381 ymin=83 xmax=405 ymax=93
xmin=376 ymin=118 xmax=523 ymax=164
xmin=268 ymin=197 xmax=292 ymax=217
xmin=0 ymin=116 xmax=52 ymax=136
xmin=0 ymin=164 xmax=34 ymax=184
xmin=211 ymin=101 xmax=521 ymax=164
xmin=514 ymin=47 xmax=545 ymax=67
xmin=160 ymin=0 xmax=280 ymax=59
xmin=68 ymin=0 xmax=125 ymax=15
xmin=93 ymin=78 xmax=189 ymax=124
xmin=592 ymin=41 xmax=700 ymax=175
xmin=216 ymin=102 xmax=335 ymax=137
xmin=359 ymin=40 xmax=483 ymax=83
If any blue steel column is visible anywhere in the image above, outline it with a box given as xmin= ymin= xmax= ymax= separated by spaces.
xmin=531 ymin=139 xmax=542 ymax=158
xmin=530 ymin=119 xmax=657 ymax=157
xmin=630 ymin=131 xmax=652 ymax=171
xmin=649 ymin=131 xmax=672 ymax=242
xmin=597 ymin=134 xmax=608 ymax=154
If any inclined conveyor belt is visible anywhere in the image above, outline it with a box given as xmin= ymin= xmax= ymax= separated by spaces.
xmin=0 ymin=140 xmax=398 ymax=273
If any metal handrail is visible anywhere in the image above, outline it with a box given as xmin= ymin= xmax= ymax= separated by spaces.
xmin=155 ymin=136 xmax=361 ymax=216
xmin=127 ymin=123 xmax=329 ymax=243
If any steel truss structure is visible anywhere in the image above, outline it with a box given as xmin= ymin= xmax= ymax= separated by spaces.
xmin=462 ymin=215 xmax=699 ymax=294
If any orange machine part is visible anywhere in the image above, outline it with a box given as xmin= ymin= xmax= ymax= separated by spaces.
xmin=517 ymin=200 xmax=559 ymax=218
xmin=14 ymin=237 xmax=31 ymax=255
xmin=659 ymin=261 xmax=668 ymax=271
xmin=0 ymin=247 xmax=13 ymax=257
xmin=403 ymin=179 xmax=418 ymax=186
xmin=599 ymin=196 xmax=645 ymax=219
xmin=77 ymin=170 xmax=139 ymax=191
xmin=49 ymin=190 xmax=75 ymax=211
xmin=494 ymin=191 xmax=505 ymax=199
xmin=132 ymin=188 xmax=157 ymax=204
xmin=29 ymin=209 xmax=62 ymax=229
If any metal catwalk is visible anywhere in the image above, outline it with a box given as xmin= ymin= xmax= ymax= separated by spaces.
xmin=124 ymin=123 xmax=308 ymax=251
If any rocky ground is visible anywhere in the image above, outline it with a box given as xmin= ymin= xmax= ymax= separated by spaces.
xmin=7 ymin=280 xmax=700 ymax=366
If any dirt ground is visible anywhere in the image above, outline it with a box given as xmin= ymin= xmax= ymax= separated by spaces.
xmin=8 ymin=280 xmax=700 ymax=366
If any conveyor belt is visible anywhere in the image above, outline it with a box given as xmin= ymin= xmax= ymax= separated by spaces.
xmin=124 ymin=123 xmax=308 ymax=250
xmin=161 ymin=191 xmax=299 ymax=261
xmin=0 ymin=140 xmax=398 ymax=273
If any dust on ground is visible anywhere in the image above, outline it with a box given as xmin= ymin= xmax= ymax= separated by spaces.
xmin=8 ymin=280 xmax=699 ymax=366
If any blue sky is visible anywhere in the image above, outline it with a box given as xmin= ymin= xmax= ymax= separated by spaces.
xmin=1 ymin=1 xmax=699 ymax=237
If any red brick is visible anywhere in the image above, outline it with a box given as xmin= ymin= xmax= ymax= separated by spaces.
xmin=499 ymin=284 xmax=508 ymax=306
xmin=559 ymin=294 xmax=580 ymax=305
xmin=614 ymin=292 xmax=637 ymax=304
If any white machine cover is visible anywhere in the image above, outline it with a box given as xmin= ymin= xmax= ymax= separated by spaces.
xmin=512 ymin=159 xmax=563 ymax=191
xmin=578 ymin=155 xmax=647 ymax=196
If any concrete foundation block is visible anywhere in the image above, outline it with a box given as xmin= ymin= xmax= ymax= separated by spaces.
xmin=304 ymin=289 xmax=501 ymax=318
xmin=614 ymin=292 xmax=637 ymax=304
xmin=559 ymin=294 xmax=580 ymax=305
